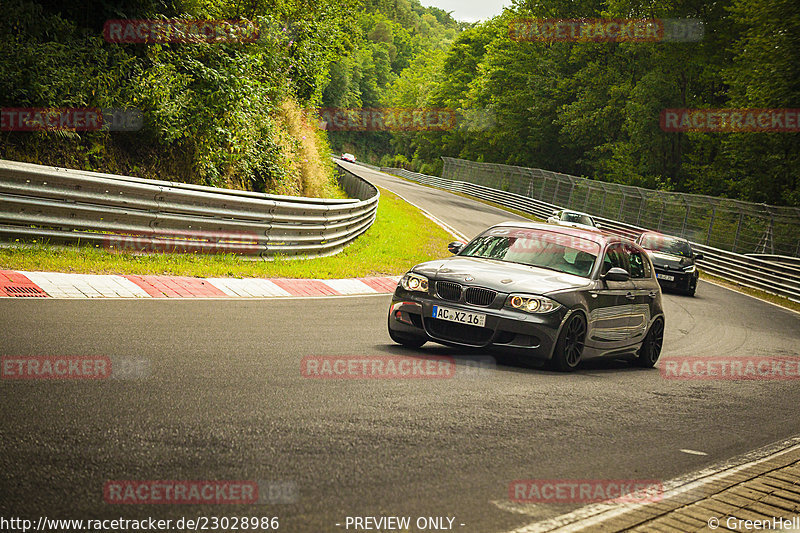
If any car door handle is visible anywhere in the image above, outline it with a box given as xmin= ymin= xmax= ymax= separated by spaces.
xmin=626 ymin=292 xmax=636 ymax=300
xmin=648 ymin=291 xmax=657 ymax=299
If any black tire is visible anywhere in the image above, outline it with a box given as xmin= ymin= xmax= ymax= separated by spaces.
xmin=388 ymin=318 xmax=427 ymax=348
xmin=549 ymin=313 xmax=586 ymax=372
xmin=634 ymin=318 xmax=664 ymax=368
xmin=685 ymin=276 xmax=698 ymax=296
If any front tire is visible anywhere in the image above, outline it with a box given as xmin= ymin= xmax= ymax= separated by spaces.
xmin=634 ymin=318 xmax=664 ymax=367
xmin=550 ymin=313 xmax=586 ymax=372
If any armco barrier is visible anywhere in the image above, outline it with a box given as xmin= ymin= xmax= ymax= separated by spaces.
xmin=0 ymin=159 xmax=378 ymax=259
xmin=380 ymin=167 xmax=800 ymax=303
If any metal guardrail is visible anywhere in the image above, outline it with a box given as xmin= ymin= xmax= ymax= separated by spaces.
xmin=380 ymin=167 xmax=800 ymax=303
xmin=746 ymin=254 xmax=800 ymax=270
xmin=0 ymin=159 xmax=379 ymax=259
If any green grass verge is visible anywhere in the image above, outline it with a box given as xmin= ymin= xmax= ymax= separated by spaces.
xmin=0 ymin=187 xmax=454 ymax=279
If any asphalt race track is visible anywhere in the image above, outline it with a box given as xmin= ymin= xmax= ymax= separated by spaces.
xmin=2 ymin=163 xmax=800 ymax=532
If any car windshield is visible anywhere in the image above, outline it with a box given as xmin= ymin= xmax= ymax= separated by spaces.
xmin=640 ymin=235 xmax=693 ymax=257
xmin=460 ymin=227 xmax=600 ymax=277
xmin=562 ymin=212 xmax=594 ymax=226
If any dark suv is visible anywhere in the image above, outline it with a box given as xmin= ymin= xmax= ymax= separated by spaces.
xmin=635 ymin=232 xmax=703 ymax=296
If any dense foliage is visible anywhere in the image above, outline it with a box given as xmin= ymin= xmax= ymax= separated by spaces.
xmin=1 ymin=0 xmax=354 ymax=196
xmin=359 ymin=0 xmax=799 ymax=206
xmin=2 ymin=0 xmax=797 ymax=205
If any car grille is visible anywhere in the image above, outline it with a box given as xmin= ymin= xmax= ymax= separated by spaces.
xmin=436 ymin=281 xmax=462 ymax=302
xmin=464 ymin=287 xmax=496 ymax=306
xmin=427 ymin=318 xmax=493 ymax=345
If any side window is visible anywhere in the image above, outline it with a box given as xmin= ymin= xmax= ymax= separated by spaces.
xmin=601 ymin=244 xmax=628 ymax=275
xmin=626 ymin=247 xmax=647 ymax=278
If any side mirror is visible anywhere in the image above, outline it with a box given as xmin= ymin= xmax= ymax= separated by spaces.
xmin=448 ymin=241 xmax=465 ymax=255
xmin=694 ymin=252 xmax=704 ymax=261
xmin=552 ymin=210 xmax=560 ymax=217
xmin=595 ymin=223 xmax=602 ymax=229
xmin=602 ymin=267 xmax=630 ymax=282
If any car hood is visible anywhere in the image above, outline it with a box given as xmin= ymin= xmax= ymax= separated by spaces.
xmin=648 ymin=251 xmax=692 ymax=269
xmin=412 ymin=256 xmax=592 ymax=296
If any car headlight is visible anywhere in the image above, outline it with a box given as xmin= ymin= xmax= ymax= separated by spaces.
xmin=683 ymin=265 xmax=696 ymax=273
xmin=504 ymin=294 xmax=561 ymax=314
xmin=400 ymin=272 xmax=429 ymax=293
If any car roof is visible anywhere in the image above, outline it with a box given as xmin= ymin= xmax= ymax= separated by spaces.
xmin=560 ymin=209 xmax=593 ymax=217
xmin=639 ymin=231 xmax=690 ymax=244
xmin=490 ymin=221 xmax=631 ymax=248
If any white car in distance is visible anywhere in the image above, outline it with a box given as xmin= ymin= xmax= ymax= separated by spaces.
xmin=546 ymin=209 xmax=601 ymax=231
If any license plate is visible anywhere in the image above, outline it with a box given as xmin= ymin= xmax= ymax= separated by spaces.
xmin=432 ymin=305 xmax=486 ymax=327
xmin=656 ymin=273 xmax=675 ymax=282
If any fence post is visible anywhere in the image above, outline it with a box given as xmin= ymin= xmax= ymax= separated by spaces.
xmin=539 ymin=173 xmax=547 ymax=200
xmin=706 ymin=207 xmax=716 ymax=245
xmin=732 ymin=211 xmax=743 ymax=253
xmin=635 ymin=190 xmax=646 ymax=226
xmin=552 ymin=177 xmax=560 ymax=205
xmin=567 ymin=179 xmax=576 ymax=209
xmin=680 ymin=200 xmax=690 ymax=239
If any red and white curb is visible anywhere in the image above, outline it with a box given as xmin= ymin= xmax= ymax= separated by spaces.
xmin=0 ymin=270 xmax=400 ymax=299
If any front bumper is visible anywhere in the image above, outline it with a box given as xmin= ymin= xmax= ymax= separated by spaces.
xmin=653 ymin=266 xmax=697 ymax=292
xmin=387 ymin=287 xmax=568 ymax=359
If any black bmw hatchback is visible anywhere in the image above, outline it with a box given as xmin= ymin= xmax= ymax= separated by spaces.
xmin=635 ymin=232 xmax=703 ymax=296
xmin=388 ymin=222 xmax=665 ymax=372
